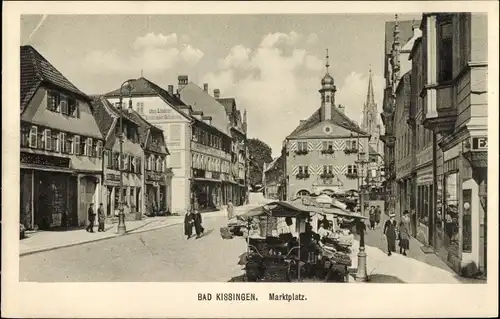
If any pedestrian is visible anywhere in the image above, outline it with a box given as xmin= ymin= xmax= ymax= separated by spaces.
xmin=86 ymin=203 xmax=96 ymax=233
xmin=383 ymin=212 xmax=398 ymax=256
xmin=97 ymin=203 xmax=106 ymax=232
xmin=399 ymin=210 xmax=411 ymax=256
xmin=368 ymin=206 xmax=376 ymax=230
xmin=184 ymin=210 xmax=194 ymax=239
xmin=227 ymin=201 xmax=234 ymax=220
xmin=193 ymin=210 xmax=204 ymax=239
xmin=375 ymin=205 xmax=382 ymax=227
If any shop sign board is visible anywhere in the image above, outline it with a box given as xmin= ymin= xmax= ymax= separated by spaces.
xmin=146 ymin=171 xmax=164 ymax=182
xmin=144 ymin=107 xmax=183 ymax=121
xmin=471 ymin=137 xmax=487 ymax=151
xmin=21 ymin=153 xmax=70 ymax=168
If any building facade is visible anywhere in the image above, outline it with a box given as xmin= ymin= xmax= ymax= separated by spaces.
xmin=91 ymin=96 xmax=143 ymax=218
xmin=380 ymin=16 xmax=421 ymax=219
xmin=419 ymin=13 xmax=488 ymax=276
xmin=216 ymin=93 xmax=248 ymax=206
xmin=130 ymin=110 xmax=172 ymax=215
xmin=105 ymin=77 xmax=191 ymax=215
xmin=20 ymin=45 xmax=104 ymax=230
xmin=284 ymin=54 xmax=370 ymax=200
xmin=263 ymin=155 xmax=285 ymax=200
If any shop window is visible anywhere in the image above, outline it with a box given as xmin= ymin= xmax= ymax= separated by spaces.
xmin=437 ymin=16 xmax=453 ymax=82
xmin=444 ymin=172 xmax=459 ymax=254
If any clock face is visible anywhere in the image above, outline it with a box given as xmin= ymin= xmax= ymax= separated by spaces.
xmin=323 ymin=125 xmax=333 ymax=134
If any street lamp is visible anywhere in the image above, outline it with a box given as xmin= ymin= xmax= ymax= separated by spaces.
xmin=116 ymin=79 xmax=135 ymax=235
xmin=353 ymin=124 xmax=370 ymax=282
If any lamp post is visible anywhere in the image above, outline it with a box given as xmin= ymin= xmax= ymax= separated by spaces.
xmin=353 ymin=125 xmax=370 ymax=282
xmin=116 ymin=79 xmax=135 ymax=235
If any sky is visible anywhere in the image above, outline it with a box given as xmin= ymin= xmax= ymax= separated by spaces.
xmin=21 ymin=14 xmax=422 ymax=157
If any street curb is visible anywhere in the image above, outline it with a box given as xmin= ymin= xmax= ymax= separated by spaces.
xmin=19 ymin=220 xmax=183 ymax=257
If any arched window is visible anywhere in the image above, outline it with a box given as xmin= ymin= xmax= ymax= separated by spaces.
xmin=296 ymin=189 xmax=310 ymax=198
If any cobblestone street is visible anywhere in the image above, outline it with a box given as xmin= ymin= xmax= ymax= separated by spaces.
xmin=20 ymin=216 xmax=247 ymax=282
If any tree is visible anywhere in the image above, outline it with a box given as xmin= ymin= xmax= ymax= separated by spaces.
xmin=247 ymin=138 xmax=273 ymax=186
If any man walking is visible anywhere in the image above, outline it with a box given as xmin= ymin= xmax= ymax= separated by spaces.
xmin=375 ymin=205 xmax=382 ymax=227
xmin=86 ymin=203 xmax=96 ymax=233
xmin=97 ymin=203 xmax=106 ymax=232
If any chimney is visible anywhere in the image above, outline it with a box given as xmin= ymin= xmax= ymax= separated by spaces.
xmin=337 ymin=104 xmax=345 ymax=114
xmin=192 ymin=111 xmax=203 ymax=121
xmin=214 ymin=89 xmax=220 ymax=99
xmin=168 ymin=85 xmax=174 ymax=95
xmin=203 ymin=83 xmax=208 ymax=93
xmin=178 ymin=75 xmax=188 ymax=91
xmin=202 ymin=115 xmax=212 ymax=126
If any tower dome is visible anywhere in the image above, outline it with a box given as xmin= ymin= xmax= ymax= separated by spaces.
xmin=321 ymin=73 xmax=334 ymax=86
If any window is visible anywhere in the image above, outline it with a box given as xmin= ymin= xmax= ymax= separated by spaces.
xmin=60 ymin=96 xmax=69 ymax=115
xmin=347 ymin=165 xmax=357 ymax=175
xmin=325 ymin=95 xmax=330 ymax=103
xmin=348 ymin=140 xmax=358 ymax=150
xmin=128 ymin=155 xmax=133 ymax=172
xmin=73 ymin=136 xmax=80 ymax=155
xmin=122 ymin=154 xmax=128 ymax=171
xmin=21 ymin=126 xmax=30 ymax=148
xmin=29 ymin=126 xmax=37 ymax=148
xmin=322 ymin=165 xmax=333 ymax=175
xmin=96 ymin=140 xmax=103 ymax=158
xmin=64 ymin=134 xmax=74 ymax=154
xmin=80 ymin=137 xmax=87 ymax=155
xmin=106 ymin=151 xmax=113 ymax=168
xmin=322 ymin=141 xmax=334 ymax=152
xmin=113 ymin=152 xmax=119 ymax=169
xmin=298 ymin=166 xmax=309 ymax=175
xmin=437 ymin=15 xmax=453 ymax=82
xmin=297 ymin=141 xmax=308 ymax=152
xmin=37 ymin=128 xmax=45 ymax=150
xmin=169 ymin=152 xmax=181 ymax=168
xmin=86 ymin=138 xmax=93 ymax=156
xmin=68 ymin=99 xmax=78 ymax=117
xmin=53 ymin=131 xmax=60 ymax=152
xmin=136 ymin=157 xmax=142 ymax=173
xmin=170 ymin=124 xmax=181 ymax=141
xmin=47 ymin=91 xmax=60 ymax=112
xmin=136 ymin=102 xmax=144 ymax=114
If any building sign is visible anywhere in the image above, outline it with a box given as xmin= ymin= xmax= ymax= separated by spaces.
xmin=471 ymin=137 xmax=487 ymax=150
xmin=144 ymin=107 xmax=182 ymax=121
xmin=146 ymin=171 xmax=164 ymax=183
xmin=21 ymin=153 xmax=70 ymax=168
xmin=106 ymin=173 xmax=120 ymax=182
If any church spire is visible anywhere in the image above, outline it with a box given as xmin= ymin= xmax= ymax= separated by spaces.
xmin=366 ymin=68 xmax=375 ymax=106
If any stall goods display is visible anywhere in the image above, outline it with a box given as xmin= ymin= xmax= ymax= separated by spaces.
xmin=220 ymin=226 xmax=234 ymax=239
xmin=261 ymin=263 xmax=289 ymax=282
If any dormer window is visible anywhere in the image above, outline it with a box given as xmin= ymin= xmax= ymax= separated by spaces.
xmin=47 ymin=92 xmax=60 ymax=112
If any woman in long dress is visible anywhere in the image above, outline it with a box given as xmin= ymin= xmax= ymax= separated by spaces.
xmin=383 ymin=213 xmax=398 ymax=256
xmin=193 ymin=210 xmax=204 ymax=239
xmin=399 ymin=210 xmax=411 ymax=255
xmin=184 ymin=210 xmax=194 ymax=239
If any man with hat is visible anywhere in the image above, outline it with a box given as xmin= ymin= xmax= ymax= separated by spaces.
xmin=383 ymin=212 xmax=398 ymax=256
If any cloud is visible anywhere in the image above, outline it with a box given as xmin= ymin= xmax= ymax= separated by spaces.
xmin=82 ymin=32 xmax=203 ymax=75
xmin=202 ymin=32 xmax=384 ymax=157
xmin=180 ymin=44 xmax=204 ymax=66
xmin=306 ymin=32 xmax=319 ymax=45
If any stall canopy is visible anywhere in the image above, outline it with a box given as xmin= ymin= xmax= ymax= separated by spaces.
xmin=242 ymin=200 xmax=367 ymax=220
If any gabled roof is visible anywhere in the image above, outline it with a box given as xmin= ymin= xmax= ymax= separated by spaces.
xmin=179 ymin=82 xmax=230 ymax=136
xmin=287 ymin=105 xmax=368 ymax=138
xmin=89 ymin=96 xmax=117 ymax=140
xmin=217 ymin=97 xmax=236 ymax=115
xmin=21 ymin=45 xmax=88 ymax=112
xmin=128 ymin=109 xmax=169 ymax=155
xmin=264 ymin=155 xmax=282 ymax=173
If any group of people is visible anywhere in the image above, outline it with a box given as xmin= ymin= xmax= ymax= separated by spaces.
xmin=86 ymin=203 xmax=106 ymax=233
xmin=183 ymin=208 xmax=205 ymax=239
xmin=383 ymin=210 xmax=411 ymax=256
xmin=368 ymin=205 xmax=383 ymax=230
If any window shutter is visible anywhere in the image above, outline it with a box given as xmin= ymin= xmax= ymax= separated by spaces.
xmin=44 ymin=129 xmax=52 ymax=151
xmin=73 ymin=136 xmax=80 ymax=155
xmin=61 ymin=99 xmax=68 ymax=115
xmin=88 ymin=138 xmax=93 ymax=156
xmin=97 ymin=141 xmax=103 ymax=158
xmin=29 ymin=126 xmax=38 ymax=148
xmin=54 ymin=132 xmax=61 ymax=152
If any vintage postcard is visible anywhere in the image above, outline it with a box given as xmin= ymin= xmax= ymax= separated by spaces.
xmin=2 ymin=1 xmax=498 ymax=318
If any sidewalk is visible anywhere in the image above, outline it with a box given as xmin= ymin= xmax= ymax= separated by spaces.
xmin=348 ymin=226 xmax=486 ymax=283
xmin=19 ymin=209 xmax=231 ymax=256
